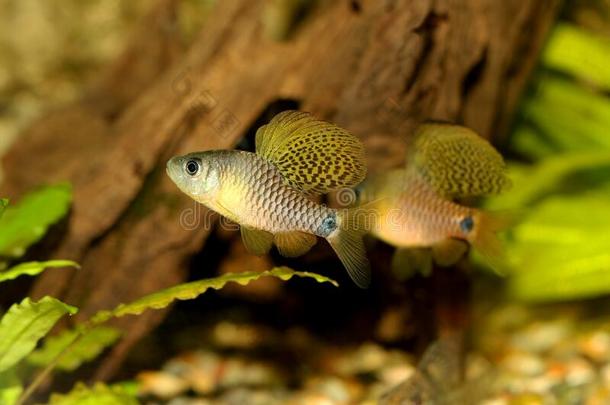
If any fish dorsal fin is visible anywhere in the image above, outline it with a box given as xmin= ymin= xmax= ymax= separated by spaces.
xmin=407 ymin=123 xmax=511 ymax=198
xmin=255 ymin=110 xmax=367 ymax=194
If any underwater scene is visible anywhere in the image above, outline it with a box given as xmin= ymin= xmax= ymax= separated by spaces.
xmin=1 ymin=1 xmax=610 ymax=404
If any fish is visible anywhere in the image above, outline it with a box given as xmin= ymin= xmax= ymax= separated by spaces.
xmin=166 ymin=110 xmax=373 ymax=288
xmin=359 ymin=122 xmax=512 ymax=276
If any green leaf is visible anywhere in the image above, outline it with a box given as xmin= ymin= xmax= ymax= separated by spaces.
xmin=0 ymin=297 xmax=77 ymax=372
xmin=48 ymin=382 xmax=139 ymax=405
xmin=0 ymin=199 xmax=7 ymax=221
xmin=0 ymin=369 xmax=22 ymax=405
xmin=543 ymin=23 xmax=610 ymax=90
xmin=0 ymin=183 xmax=72 ymax=260
xmin=92 ymin=267 xmax=338 ymax=324
xmin=0 ymin=260 xmax=79 ymax=284
xmin=486 ymin=152 xmax=610 ymax=210
xmin=27 ymin=326 xmax=121 ymax=372
xmin=502 ymin=194 xmax=610 ymax=301
xmin=521 ymin=77 xmax=610 ymax=152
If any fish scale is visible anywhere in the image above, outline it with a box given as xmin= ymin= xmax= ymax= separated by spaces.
xmin=374 ymin=170 xmax=472 ymax=247
xmin=218 ymin=151 xmax=331 ymax=235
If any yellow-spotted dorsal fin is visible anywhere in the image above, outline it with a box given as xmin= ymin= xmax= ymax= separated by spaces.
xmin=256 ymin=110 xmax=366 ymax=194
xmin=407 ymin=123 xmax=510 ymax=198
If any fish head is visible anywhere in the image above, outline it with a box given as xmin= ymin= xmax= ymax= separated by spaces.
xmin=166 ymin=151 xmax=220 ymax=202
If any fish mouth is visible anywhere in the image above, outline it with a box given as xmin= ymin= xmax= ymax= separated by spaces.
xmin=166 ymin=156 xmax=181 ymax=183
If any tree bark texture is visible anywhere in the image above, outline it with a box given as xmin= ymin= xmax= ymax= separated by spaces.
xmin=0 ymin=0 xmax=560 ymax=379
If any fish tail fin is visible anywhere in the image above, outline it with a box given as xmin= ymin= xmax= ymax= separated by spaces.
xmin=470 ymin=210 xmax=516 ymax=274
xmin=326 ymin=206 xmax=376 ymax=288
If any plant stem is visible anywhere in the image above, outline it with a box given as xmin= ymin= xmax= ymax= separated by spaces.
xmin=16 ymin=332 xmax=82 ymax=405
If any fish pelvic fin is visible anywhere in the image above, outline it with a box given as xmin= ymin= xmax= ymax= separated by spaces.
xmin=241 ymin=226 xmax=274 ymax=255
xmin=326 ymin=206 xmax=376 ymax=288
xmin=391 ymin=247 xmax=433 ymax=280
xmin=432 ymin=239 xmax=469 ymax=267
xmin=470 ymin=211 xmax=515 ymax=274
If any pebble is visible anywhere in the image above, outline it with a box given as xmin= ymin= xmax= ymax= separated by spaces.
xmin=511 ymin=321 xmax=570 ymax=354
xmin=577 ymin=330 xmax=610 ymax=363
xmin=137 ymin=371 xmax=189 ymax=398
xmin=564 ymin=357 xmax=594 ymax=386
xmin=502 ymin=352 xmax=546 ymax=377
xmin=134 ymin=304 xmax=610 ymax=404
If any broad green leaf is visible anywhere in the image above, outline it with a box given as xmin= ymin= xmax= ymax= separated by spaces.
xmin=543 ymin=23 xmax=610 ymax=90
xmin=0 ymin=297 xmax=77 ymax=372
xmin=522 ymin=77 xmax=610 ymax=151
xmin=0 ymin=369 xmax=22 ymax=405
xmin=92 ymin=267 xmax=338 ymax=324
xmin=496 ymin=24 xmax=610 ymax=303
xmin=509 ymin=249 xmax=610 ymax=302
xmin=48 ymin=382 xmax=139 ymax=405
xmin=0 ymin=260 xmax=79 ymax=284
xmin=27 ymin=326 xmax=121 ymax=372
xmin=501 ymin=194 xmax=610 ymax=301
xmin=0 ymin=183 xmax=72 ymax=260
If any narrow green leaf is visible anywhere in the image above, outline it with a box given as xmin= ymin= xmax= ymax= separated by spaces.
xmin=0 ymin=260 xmax=79 ymax=284
xmin=0 ymin=369 xmax=22 ymax=405
xmin=92 ymin=267 xmax=338 ymax=324
xmin=0 ymin=297 xmax=77 ymax=372
xmin=486 ymin=152 xmax=610 ymax=210
xmin=48 ymin=382 xmax=139 ymax=405
xmin=27 ymin=326 xmax=121 ymax=372
xmin=0 ymin=199 xmax=7 ymax=221
xmin=0 ymin=183 xmax=72 ymax=260
xmin=510 ymin=125 xmax=557 ymax=160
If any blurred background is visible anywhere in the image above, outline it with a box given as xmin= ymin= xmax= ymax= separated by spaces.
xmin=1 ymin=0 xmax=610 ymax=404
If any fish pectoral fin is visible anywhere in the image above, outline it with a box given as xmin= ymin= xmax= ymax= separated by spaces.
xmin=255 ymin=110 xmax=366 ymax=195
xmin=274 ymin=231 xmax=317 ymax=257
xmin=391 ymin=248 xmax=432 ymax=280
xmin=431 ymin=239 xmax=468 ymax=267
xmin=241 ymin=226 xmax=274 ymax=256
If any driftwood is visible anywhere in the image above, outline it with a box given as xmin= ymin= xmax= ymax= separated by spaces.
xmin=1 ymin=0 xmax=560 ymax=379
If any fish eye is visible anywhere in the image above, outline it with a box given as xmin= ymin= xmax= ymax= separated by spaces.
xmin=184 ymin=159 xmax=201 ymax=176
xmin=459 ymin=216 xmax=474 ymax=233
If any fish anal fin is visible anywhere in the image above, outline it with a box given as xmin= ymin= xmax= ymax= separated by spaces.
xmin=431 ymin=239 xmax=469 ymax=267
xmin=274 ymin=231 xmax=317 ymax=257
xmin=241 ymin=226 xmax=274 ymax=255
xmin=391 ymin=248 xmax=433 ymax=280
xmin=255 ymin=110 xmax=366 ymax=194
